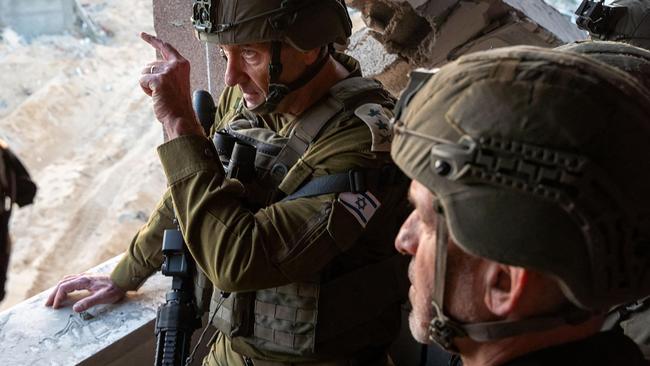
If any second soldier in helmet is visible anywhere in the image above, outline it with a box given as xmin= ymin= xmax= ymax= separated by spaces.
xmin=392 ymin=45 xmax=650 ymax=365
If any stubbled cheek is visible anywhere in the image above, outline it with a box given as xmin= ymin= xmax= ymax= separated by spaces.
xmin=409 ymin=274 xmax=433 ymax=322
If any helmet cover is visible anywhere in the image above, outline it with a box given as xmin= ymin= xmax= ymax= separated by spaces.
xmin=391 ymin=45 xmax=650 ymax=311
xmin=191 ymin=0 xmax=352 ymax=51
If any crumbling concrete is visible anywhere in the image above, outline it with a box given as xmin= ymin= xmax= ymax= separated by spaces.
xmin=347 ymin=27 xmax=412 ymax=94
xmin=347 ymin=0 xmax=586 ymax=69
xmin=342 ymin=0 xmax=587 ymax=95
xmin=0 ymin=0 xmax=105 ymax=42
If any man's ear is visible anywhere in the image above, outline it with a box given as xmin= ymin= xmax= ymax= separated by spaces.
xmin=303 ymin=47 xmax=323 ymax=65
xmin=483 ymin=263 xmax=528 ymax=318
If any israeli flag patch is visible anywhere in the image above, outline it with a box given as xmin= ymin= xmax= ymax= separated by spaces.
xmin=354 ymin=103 xmax=392 ymax=152
xmin=338 ymin=191 xmax=381 ymax=228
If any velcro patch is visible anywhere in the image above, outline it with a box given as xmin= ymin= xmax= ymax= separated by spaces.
xmin=338 ymin=191 xmax=381 ymax=228
xmin=354 ymin=103 xmax=392 ymax=152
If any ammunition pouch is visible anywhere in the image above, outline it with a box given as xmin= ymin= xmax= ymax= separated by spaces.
xmin=210 ymin=254 xmax=409 ymax=357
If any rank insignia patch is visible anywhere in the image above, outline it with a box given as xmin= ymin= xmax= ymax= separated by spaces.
xmin=355 ymin=103 xmax=393 ymax=152
xmin=338 ymin=191 xmax=381 ymax=227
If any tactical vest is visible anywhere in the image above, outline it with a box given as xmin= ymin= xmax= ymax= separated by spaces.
xmin=206 ymin=77 xmax=410 ymax=360
xmin=0 ymin=141 xmax=36 ymax=301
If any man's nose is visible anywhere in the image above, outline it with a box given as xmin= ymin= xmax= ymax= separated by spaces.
xmin=395 ymin=211 xmax=419 ymax=256
xmin=224 ymin=58 xmax=246 ymax=87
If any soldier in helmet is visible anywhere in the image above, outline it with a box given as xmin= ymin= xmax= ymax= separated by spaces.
xmin=576 ymin=0 xmax=650 ymax=50
xmin=46 ymin=1 xmax=410 ymax=365
xmin=391 ymin=45 xmax=650 ymax=365
xmin=0 ymin=139 xmax=36 ymax=302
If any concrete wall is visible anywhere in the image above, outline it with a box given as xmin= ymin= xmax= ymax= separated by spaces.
xmin=0 ymin=0 xmax=77 ymax=39
xmin=346 ymin=0 xmax=585 ymax=95
xmin=153 ymin=0 xmax=226 ymax=97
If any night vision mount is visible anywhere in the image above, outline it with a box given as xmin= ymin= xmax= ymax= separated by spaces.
xmin=192 ymin=0 xmax=213 ymax=33
xmin=575 ymin=0 xmax=627 ymax=37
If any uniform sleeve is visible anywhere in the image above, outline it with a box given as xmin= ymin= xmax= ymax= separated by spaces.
xmin=110 ymin=87 xmax=240 ymax=291
xmin=109 ymin=183 xmax=176 ymax=290
xmin=156 ymin=116 xmax=379 ymax=293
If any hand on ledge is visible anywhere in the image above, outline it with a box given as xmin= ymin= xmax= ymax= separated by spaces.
xmin=44 ymin=274 xmax=126 ymax=313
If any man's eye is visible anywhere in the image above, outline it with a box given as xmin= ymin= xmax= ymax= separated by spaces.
xmin=241 ymin=49 xmax=257 ymax=60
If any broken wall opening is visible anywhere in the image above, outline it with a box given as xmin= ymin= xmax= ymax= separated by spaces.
xmin=346 ymin=0 xmax=586 ymax=94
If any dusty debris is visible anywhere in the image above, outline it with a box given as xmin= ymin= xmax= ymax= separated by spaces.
xmin=347 ymin=0 xmax=586 ymax=68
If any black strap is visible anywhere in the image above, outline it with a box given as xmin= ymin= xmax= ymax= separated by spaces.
xmin=605 ymin=296 xmax=650 ymax=328
xmin=269 ymin=41 xmax=283 ymax=82
xmin=285 ymin=47 xmax=330 ymax=91
xmin=282 ymin=170 xmax=366 ymax=201
xmin=282 ymin=166 xmax=405 ymax=202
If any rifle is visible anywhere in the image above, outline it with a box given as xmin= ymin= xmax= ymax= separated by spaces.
xmin=154 ymin=222 xmax=202 ymax=366
xmin=154 ymin=87 xmax=259 ymax=365
xmin=153 ymin=90 xmax=216 ymax=366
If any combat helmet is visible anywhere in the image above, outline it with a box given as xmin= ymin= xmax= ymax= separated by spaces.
xmin=576 ymin=0 xmax=650 ymax=50
xmin=557 ymin=40 xmax=650 ymax=89
xmin=391 ymin=45 xmax=650 ymax=349
xmin=191 ymin=0 xmax=352 ymax=113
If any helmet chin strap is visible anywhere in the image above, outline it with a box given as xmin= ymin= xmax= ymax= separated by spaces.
xmin=427 ymin=208 xmax=594 ymax=352
xmin=427 ymin=212 xmax=466 ymax=351
xmin=247 ymin=41 xmax=331 ymax=115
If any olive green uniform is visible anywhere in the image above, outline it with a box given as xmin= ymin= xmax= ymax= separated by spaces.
xmin=110 ymin=54 xmax=408 ymax=365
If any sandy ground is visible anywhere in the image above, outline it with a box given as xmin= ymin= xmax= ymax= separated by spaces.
xmin=0 ymin=0 xmax=166 ymax=310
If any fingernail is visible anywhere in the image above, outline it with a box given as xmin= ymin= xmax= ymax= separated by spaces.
xmin=72 ymin=304 xmax=82 ymax=312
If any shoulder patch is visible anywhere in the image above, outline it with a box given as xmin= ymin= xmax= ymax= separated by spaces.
xmin=338 ymin=191 xmax=381 ymax=228
xmin=354 ymin=103 xmax=393 ymax=152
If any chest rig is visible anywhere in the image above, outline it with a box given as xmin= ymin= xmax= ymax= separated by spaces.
xmin=212 ymin=75 xmax=397 ymax=205
xmin=206 ymin=77 xmax=409 ymax=360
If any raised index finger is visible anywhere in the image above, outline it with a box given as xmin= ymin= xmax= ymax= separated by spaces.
xmin=140 ymin=32 xmax=182 ymax=61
